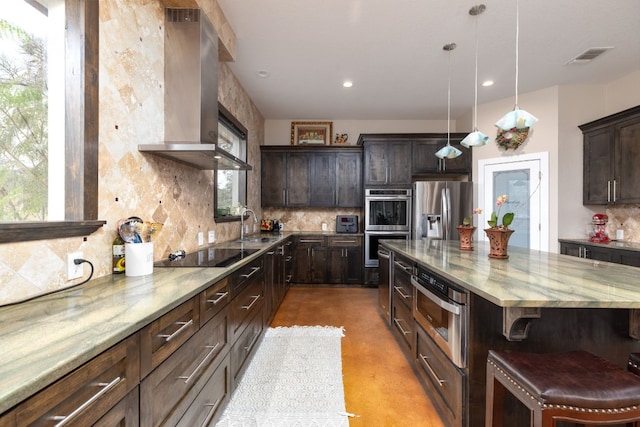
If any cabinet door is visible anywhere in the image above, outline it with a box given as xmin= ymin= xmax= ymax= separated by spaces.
xmin=310 ymin=152 xmax=337 ymax=206
xmin=364 ymin=141 xmax=389 ymax=186
xmin=336 ymin=152 xmax=363 ymax=207
xmin=413 ymin=138 xmax=471 ymax=175
xmin=261 ymin=151 xmax=286 ymax=206
xmin=292 ymin=237 xmax=326 ymax=284
xmin=387 ymin=141 xmax=412 ymax=185
xmin=560 ymin=242 xmax=581 ymax=258
xmin=286 ymin=153 xmax=311 ymax=206
xmin=615 ymin=115 xmax=640 ymax=203
xmin=583 ymin=127 xmax=614 ymax=205
xmin=310 ymin=245 xmax=327 ymax=283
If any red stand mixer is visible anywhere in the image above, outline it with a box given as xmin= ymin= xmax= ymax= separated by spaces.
xmin=589 ymin=213 xmax=609 ymax=243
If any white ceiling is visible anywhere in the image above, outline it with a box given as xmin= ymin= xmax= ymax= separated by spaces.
xmin=217 ymin=0 xmax=640 ymax=121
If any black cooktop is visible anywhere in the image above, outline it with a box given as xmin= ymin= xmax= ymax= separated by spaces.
xmin=155 ymin=247 xmax=259 ymax=268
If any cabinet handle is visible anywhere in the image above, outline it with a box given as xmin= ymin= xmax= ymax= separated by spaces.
xmin=608 ymin=180 xmax=611 ymax=202
xmin=240 ymin=266 xmax=261 ymax=279
xmin=244 ymin=329 xmax=261 ymax=352
xmin=393 ymin=317 xmax=410 ymax=335
xmin=300 ymin=239 xmax=323 ymax=243
xmin=419 ymin=353 xmax=446 ymax=386
xmin=613 ymin=179 xmax=617 ymax=202
xmin=178 ymin=342 xmax=220 ymax=384
xmin=158 ymin=319 xmax=194 ymax=342
xmin=52 ymin=376 xmax=122 ymax=426
xmin=283 ymin=189 xmax=287 ymax=204
xmin=335 ymin=240 xmax=357 ymax=244
xmin=394 ymin=285 xmax=411 ymax=300
xmin=267 ymin=251 xmax=275 ymax=255
xmin=207 ymin=291 xmax=228 ymax=306
xmin=285 ymin=256 xmax=292 ymax=262
xmin=583 ymin=247 xmax=590 ymax=259
xmin=286 ymin=274 xmax=292 ymax=283
xmin=377 ymin=249 xmax=390 ymax=260
xmin=394 ymin=260 xmax=413 ymax=274
xmin=201 ymin=398 xmax=222 ymax=427
xmin=241 ymin=295 xmax=261 ymax=310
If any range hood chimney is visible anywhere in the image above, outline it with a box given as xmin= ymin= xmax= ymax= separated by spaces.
xmin=138 ymin=8 xmax=252 ymax=171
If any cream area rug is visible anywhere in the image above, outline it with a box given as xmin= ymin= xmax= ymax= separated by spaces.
xmin=216 ymin=326 xmax=351 ymax=426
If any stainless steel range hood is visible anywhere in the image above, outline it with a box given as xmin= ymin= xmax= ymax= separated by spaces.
xmin=138 ymin=8 xmax=251 ymax=171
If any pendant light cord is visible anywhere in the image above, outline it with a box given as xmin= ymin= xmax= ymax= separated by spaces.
xmin=447 ymin=48 xmax=451 ymax=146
xmin=473 ymin=12 xmax=479 ymax=131
xmin=514 ymin=0 xmax=520 ymax=109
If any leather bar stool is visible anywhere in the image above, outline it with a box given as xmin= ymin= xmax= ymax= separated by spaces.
xmin=486 ymin=350 xmax=640 ymax=427
xmin=629 ymin=353 xmax=640 ymax=376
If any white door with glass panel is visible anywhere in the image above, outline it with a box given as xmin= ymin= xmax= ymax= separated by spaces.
xmin=478 ymin=153 xmax=548 ymax=251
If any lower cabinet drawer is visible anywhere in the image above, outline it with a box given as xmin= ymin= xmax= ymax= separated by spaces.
xmin=140 ymin=296 xmax=200 ymax=377
xmin=3 ymin=333 xmax=140 ymax=427
xmin=140 ymin=307 xmax=229 ymax=427
xmin=415 ymin=323 xmax=465 ymax=427
xmin=391 ymin=293 xmax=414 ymax=354
xmin=94 ymin=386 xmax=139 ymax=427
xmin=231 ymin=306 xmax=264 ymax=390
xmin=176 ymin=353 xmax=230 ymax=427
xmin=230 ymin=277 xmax=264 ymax=342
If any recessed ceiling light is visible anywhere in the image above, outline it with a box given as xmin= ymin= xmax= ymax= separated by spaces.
xmin=482 ymin=80 xmax=494 ymax=87
xmin=342 ymin=81 xmax=353 ymax=88
xmin=257 ymin=70 xmax=270 ymax=78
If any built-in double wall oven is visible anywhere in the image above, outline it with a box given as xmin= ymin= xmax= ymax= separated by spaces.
xmin=364 ymin=188 xmax=411 ymax=267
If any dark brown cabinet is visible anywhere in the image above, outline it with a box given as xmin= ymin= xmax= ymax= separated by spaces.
xmin=580 ymin=105 xmax=640 ymax=205
xmin=559 ymin=240 xmax=640 ymax=267
xmin=263 ymin=240 xmax=289 ymax=325
xmin=261 ymin=146 xmax=363 ymax=207
xmin=362 ymin=139 xmax=412 ymax=187
xmin=291 ymin=235 xmax=327 ymax=284
xmin=391 ymin=254 xmax=415 ymax=356
xmin=412 ymin=134 xmax=471 ymax=176
xmin=326 ymin=236 xmax=363 ymax=284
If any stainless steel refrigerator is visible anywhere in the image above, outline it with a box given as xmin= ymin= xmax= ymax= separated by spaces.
xmin=413 ymin=181 xmax=473 ymax=241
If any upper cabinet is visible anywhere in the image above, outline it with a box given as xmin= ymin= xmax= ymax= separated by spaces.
xmin=261 ymin=146 xmax=363 ymax=208
xmin=358 ymin=133 xmax=472 ymax=188
xmin=580 ymin=105 xmax=640 ymax=205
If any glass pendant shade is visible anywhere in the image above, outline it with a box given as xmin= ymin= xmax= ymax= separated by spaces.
xmin=460 ymin=129 xmax=490 ymax=148
xmin=435 ymin=144 xmax=462 ymax=159
xmin=495 ymin=108 xmax=538 ymax=130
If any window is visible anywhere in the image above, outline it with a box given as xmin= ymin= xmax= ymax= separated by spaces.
xmin=215 ymin=105 xmax=247 ymax=221
xmin=0 ymin=0 xmax=103 ymax=243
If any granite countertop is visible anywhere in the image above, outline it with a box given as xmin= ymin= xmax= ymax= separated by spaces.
xmin=0 ymin=233 xmax=294 ymax=415
xmin=381 ymin=239 xmax=640 ymax=309
xmin=558 ymin=238 xmax=640 ymax=252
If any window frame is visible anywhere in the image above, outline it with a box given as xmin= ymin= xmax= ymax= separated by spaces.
xmin=214 ymin=104 xmax=247 ymax=223
xmin=0 ymin=0 xmax=105 ymax=243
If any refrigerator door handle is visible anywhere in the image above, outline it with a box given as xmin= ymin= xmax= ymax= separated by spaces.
xmin=441 ymin=188 xmax=451 ymax=240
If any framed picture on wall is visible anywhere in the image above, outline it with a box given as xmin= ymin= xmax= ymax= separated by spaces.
xmin=291 ymin=121 xmax=333 ymax=145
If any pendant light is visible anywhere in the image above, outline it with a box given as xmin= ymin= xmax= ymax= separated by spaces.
xmin=461 ymin=4 xmax=490 ymax=148
xmin=495 ymin=0 xmax=538 ymax=131
xmin=435 ymin=43 xmax=462 ymax=160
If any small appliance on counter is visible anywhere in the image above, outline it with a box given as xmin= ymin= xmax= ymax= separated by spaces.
xmin=589 ymin=213 xmax=610 ymax=243
xmin=336 ymin=215 xmax=358 ymax=233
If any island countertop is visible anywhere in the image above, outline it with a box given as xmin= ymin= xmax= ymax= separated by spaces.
xmin=381 ymin=239 xmax=640 ymax=309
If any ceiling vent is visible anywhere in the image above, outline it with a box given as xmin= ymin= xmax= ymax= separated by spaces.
xmin=566 ymin=47 xmax=614 ymax=64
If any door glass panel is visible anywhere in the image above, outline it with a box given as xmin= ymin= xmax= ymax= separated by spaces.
xmin=492 ymin=169 xmax=531 ymax=248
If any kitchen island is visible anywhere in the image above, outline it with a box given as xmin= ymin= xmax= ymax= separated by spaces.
xmin=381 ymin=238 xmax=640 ymax=427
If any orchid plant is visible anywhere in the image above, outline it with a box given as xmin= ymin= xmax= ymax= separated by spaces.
xmin=487 ymin=195 xmax=514 ymax=229
xmin=462 ymin=208 xmax=483 ymax=227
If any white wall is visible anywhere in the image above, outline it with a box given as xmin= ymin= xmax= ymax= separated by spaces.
xmin=605 ymin=69 xmax=640 ymax=115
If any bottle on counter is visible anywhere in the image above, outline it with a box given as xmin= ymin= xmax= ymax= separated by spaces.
xmin=112 ymin=234 xmax=125 ymax=274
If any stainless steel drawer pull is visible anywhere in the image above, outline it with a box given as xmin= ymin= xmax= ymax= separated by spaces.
xmin=201 ymin=398 xmax=222 ymax=427
xmin=207 ymin=291 xmax=228 ymax=305
xmin=335 ymin=240 xmax=357 ymax=244
xmin=240 ymin=266 xmax=261 ymax=279
xmin=267 ymin=250 xmax=275 ymax=255
xmin=52 ymin=376 xmax=121 ymax=426
xmin=244 ymin=330 xmax=261 ymax=352
xmin=419 ymin=353 xmax=446 ymax=386
xmin=394 ymin=260 xmax=413 ymax=273
xmin=241 ymin=295 xmax=261 ymax=310
xmin=285 ymin=256 xmax=292 ymax=262
xmin=394 ymin=285 xmax=411 ymax=300
xmin=178 ymin=342 xmax=220 ymax=384
xmin=158 ymin=319 xmax=194 ymax=342
xmin=300 ymin=239 xmax=323 ymax=243
xmin=393 ymin=317 xmax=410 ymax=336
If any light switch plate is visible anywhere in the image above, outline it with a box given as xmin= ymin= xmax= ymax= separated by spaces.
xmin=198 ymin=231 xmax=204 ymax=246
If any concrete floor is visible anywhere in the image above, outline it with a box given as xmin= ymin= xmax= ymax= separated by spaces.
xmin=270 ymin=287 xmax=445 ymax=427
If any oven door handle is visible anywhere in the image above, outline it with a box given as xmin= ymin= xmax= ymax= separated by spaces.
xmin=411 ymin=276 xmax=460 ymax=315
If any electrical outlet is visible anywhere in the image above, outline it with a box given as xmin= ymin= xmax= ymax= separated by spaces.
xmin=208 ymin=230 xmax=215 ymax=243
xmin=321 ymin=222 xmax=327 ymax=231
xmin=66 ymin=252 xmax=83 ymax=280
xmin=198 ymin=231 xmax=204 ymax=246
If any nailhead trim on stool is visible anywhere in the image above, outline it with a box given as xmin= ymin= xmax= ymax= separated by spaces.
xmin=629 ymin=353 xmax=640 ymax=376
xmin=486 ymin=350 xmax=640 ymax=427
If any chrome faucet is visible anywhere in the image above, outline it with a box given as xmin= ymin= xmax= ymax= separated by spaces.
xmin=240 ymin=207 xmax=258 ymax=240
